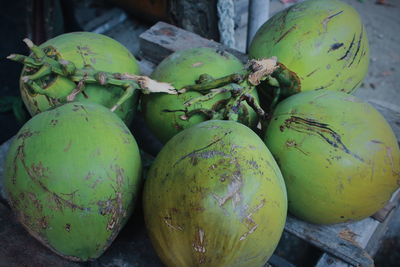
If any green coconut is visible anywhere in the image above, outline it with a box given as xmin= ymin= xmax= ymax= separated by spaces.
xmin=264 ymin=90 xmax=400 ymax=224
xmin=143 ymin=120 xmax=287 ymax=266
xmin=249 ymin=0 xmax=369 ymax=96
xmin=19 ymin=32 xmax=140 ymax=125
xmin=141 ymin=47 xmax=260 ymax=143
xmin=4 ymin=102 xmax=142 ymax=261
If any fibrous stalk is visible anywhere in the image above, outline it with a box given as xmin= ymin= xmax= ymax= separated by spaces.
xmin=9 ymin=39 xmax=176 ymax=112
xmin=9 ymin=38 xmax=300 ymax=121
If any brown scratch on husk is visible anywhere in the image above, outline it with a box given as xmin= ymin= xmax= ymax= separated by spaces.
xmin=163 ymin=215 xmax=183 ymax=231
xmin=174 ymin=131 xmax=232 ymax=166
xmin=275 ymin=25 xmax=298 ymax=44
xmin=239 ymin=225 xmax=258 ymax=241
xmin=15 ymin=136 xmax=87 ymax=211
xmin=212 ymin=169 xmax=243 ymax=207
xmin=191 ymin=62 xmax=204 ymax=67
xmin=348 ymin=26 xmax=363 ymax=68
xmin=306 ymin=68 xmax=320 ymax=77
xmin=282 ymin=116 xmax=364 ymax=162
xmin=338 ymin=34 xmax=356 ymax=61
xmin=63 ymin=140 xmax=72 ymax=152
xmin=240 ymin=199 xmax=266 ymax=241
xmin=193 ymin=227 xmax=207 ymax=265
xmin=322 ymin=10 xmax=344 ymax=32
xmin=286 ymin=140 xmax=309 ymax=156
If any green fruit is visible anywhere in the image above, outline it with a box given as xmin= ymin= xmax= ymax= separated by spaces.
xmin=264 ymin=90 xmax=400 ymax=224
xmin=141 ymin=47 xmax=260 ymax=143
xmin=143 ymin=120 xmax=287 ymax=266
xmin=249 ymin=0 xmax=369 ymax=95
xmin=20 ymin=32 xmax=140 ymax=125
xmin=4 ymin=102 xmax=142 ymax=261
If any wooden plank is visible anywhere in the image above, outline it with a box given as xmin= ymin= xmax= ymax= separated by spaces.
xmin=371 ymin=189 xmax=400 ymax=223
xmin=315 ymin=190 xmax=400 ymax=266
xmin=365 ymin=193 xmax=400 ymax=256
xmin=285 ymin=216 xmax=374 ymax=267
xmin=139 ymin=21 xmax=248 ymax=64
xmin=313 ymin=219 xmax=378 ymax=267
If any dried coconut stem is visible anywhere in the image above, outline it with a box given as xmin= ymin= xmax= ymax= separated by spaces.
xmin=8 ymin=38 xmax=300 ymax=121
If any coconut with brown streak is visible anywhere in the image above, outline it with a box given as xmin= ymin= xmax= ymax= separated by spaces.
xmin=249 ymin=0 xmax=369 ymax=98
xmin=4 ymin=102 xmax=142 ymax=261
xmin=264 ymin=90 xmax=400 ymax=224
xmin=143 ymin=120 xmax=287 ymax=266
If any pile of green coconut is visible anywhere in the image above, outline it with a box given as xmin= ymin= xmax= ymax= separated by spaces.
xmin=2 ymin=0 xmax=399 ymax=266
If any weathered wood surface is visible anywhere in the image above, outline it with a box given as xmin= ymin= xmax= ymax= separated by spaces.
xmin=315 ymin=189 xmax=400 ymax=267
xmin=286 ymin=216 xmax=375 ymax=267
xmin=365 ymin=191 xmax=400 ymax=256
xmin=372 ymin=188 xmax=400 ymax=223
xmin=139 ymin=21 xmax=248 ymax=64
